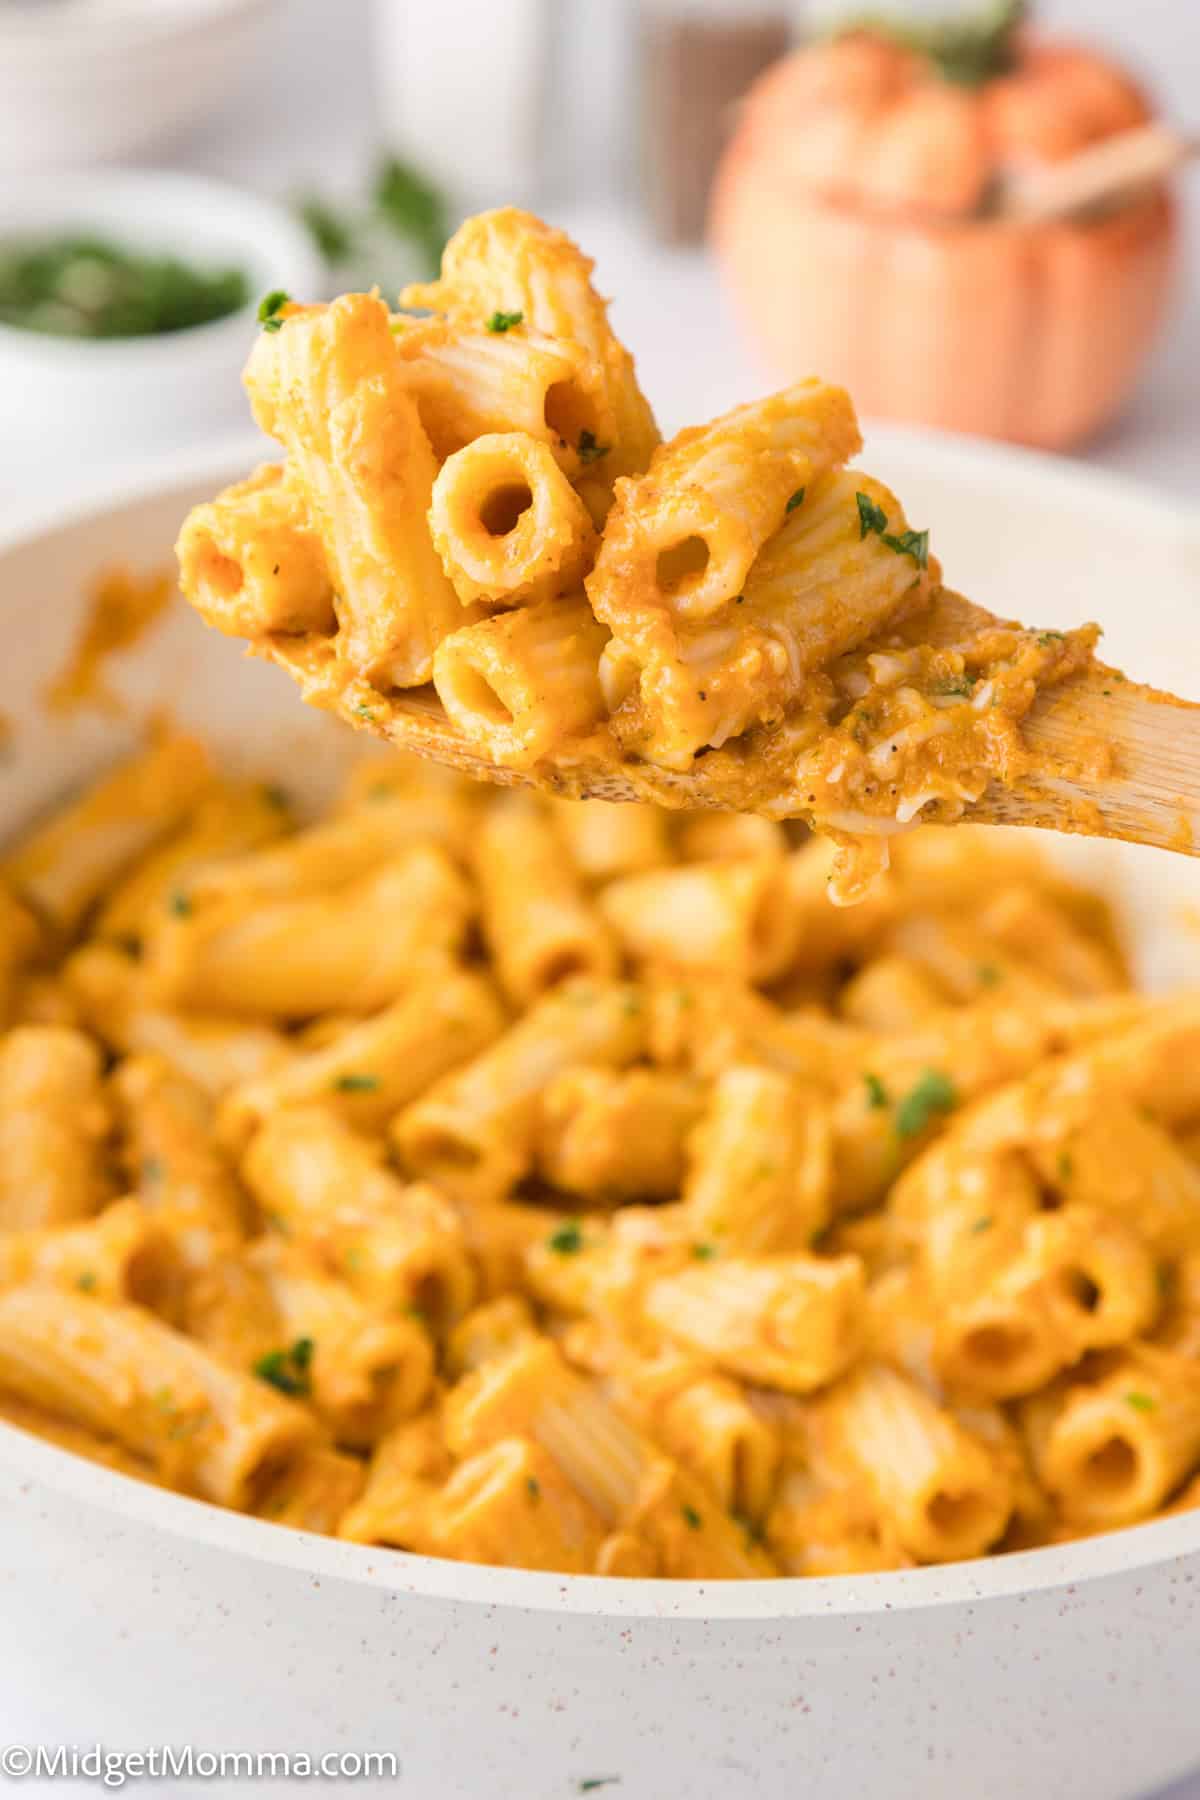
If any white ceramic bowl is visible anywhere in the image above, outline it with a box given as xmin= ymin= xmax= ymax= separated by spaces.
xmin=0 ymin=0 xmax=284 ymax=172
xmin=0 ymin=171 xmax=321 ymax=495
xmin=1 ymin=431 xmax=1199 ymax=1799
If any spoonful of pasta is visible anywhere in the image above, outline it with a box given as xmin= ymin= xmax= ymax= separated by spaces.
xmin=175 ymin=208 xmax=1200 ymax=905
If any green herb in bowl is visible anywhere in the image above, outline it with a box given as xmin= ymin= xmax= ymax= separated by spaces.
xmin=0 ymin=236 xmax=250 ymax=340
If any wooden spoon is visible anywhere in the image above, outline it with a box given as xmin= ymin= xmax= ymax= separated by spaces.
xmin=261 ymin=595 xmax=1200 ymax=858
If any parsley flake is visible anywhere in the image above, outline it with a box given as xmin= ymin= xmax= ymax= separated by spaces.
xmin=977 ymin=963 xmax=1002 ymax=987
xmin=578 ymin=430 xmax=611 ymax=465
xmin=863 ymin=1072 xmax=889 ymax=1110
xmin=257 ymin=289 xmax=291 ymax=333
xmin=969 ymin=1216 xmax=994 ymax=1235
xmin=1037 ymin=631 xmax=1065 ymax=647
xmin=895 ymin=1069 xmax=958 ymax=1139
xmin=253 ymin=1338 xmax=315 ymax=1397
xmin=578 ymin=1782 xmax=621 ymax=1794
xmin=681 ymin=1504 xmax=703 ymax=1530
xmin=526 ymin=1476 xmax=541 ymax=1500
xmin=334 ymin=1072 xmax=380 ymax=1093
xmin=882 ymin=527 xmax=930 ymax=569
xmin=786 ymin=487 xmax=806 ymax=514
xmin=1126 ymin=1391 xmax=1156 ymax=1413
xmin=691 ymin=1242 xmax=717 ymax=1261
xmin=168 ymin=891 xmax=191 ymax=918
xmin=856 ymin=491 xmax=889 ymax=539
xmin=261 ymin=783 xmax=289 ymax=810
xmin=76 ymin=1271 xmax=97 ymax=1293
xmin=1057 ymin=1150 xmax=1074 ymax=1182
xmin=485 ymin=308 xmax=523 ymax=333
xmin=547 ymin=1219 xmax=584 ymax=1256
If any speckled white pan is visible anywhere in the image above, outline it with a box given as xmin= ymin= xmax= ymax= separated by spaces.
xmin=1 ymin=431 xmax=1198 ymax=1800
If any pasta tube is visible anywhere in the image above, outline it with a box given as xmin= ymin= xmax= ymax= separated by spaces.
xmin=598 ymin=470 xmax=934 ymax=771
xmin=249 ymin=1240 xmax=435 ymax=1448
xmin=433 ymin=593 xmax=609 ymax=767
xmin=242 ymin=1106 xmax=477 ymax=1327
xmin=0 ymin=1196 xmax=176 ymax=1310
xmin=392 ymin=978 xmax=645 ymax=1196
xmin=443 ymin=1337 xmax=775 ymax=1577
xmin=684 ymin=1065 xmax=833 ymax=1252
xmin=393 ymin=315 xmax=609 ymax=467
xmin=65 ymin=944 xmax=290 ymax=1098
xmin=244 ymin=293 xmax=478 ymax=685
xmin=811 ymin=1361 xmax=1013 ymax=1563
xmin=95 ymin=779 xmax=290 ymax=948
xmin=338 ymin=1412 xmax=450 ymax=1550
xmin=402 ymin=207 xmax=660 ymax=494
xmin=217 ymin=967 xmax=505 ymax=1151
xmin=0 ymin=1287 xmax=315 ymax=1506
xmin=588 ymin=381 xmax=859 ymax=629
xmin=4 ymin=736 xmax=211 ymax=934
xmin=536 ymin=1066 xmax=703 ymax=1201
xmin=429 ymin=432 xmax=597 ymax=607
xmin=255 ymin=1446 xmax=367 ymax=1536
xmin=111 ymin=1054 xmax=246 ymax=1269
xmin=0 ymin=1026 xmax=111 ymax=1231
xmin=547 ymin=796 xmax=670 ymax=883
xmin=474 ymin=797 xmax=618 ymax=1005
xmin=598 ymin=858 xmax=798 ymax=984
xmin=175 ymin=463 xmax=336 ymax=639
xmin=147 ymin=844 xmax=472 ymax=1018
xmin=1025 ymin=1347 xmax=1200 ymax=1530
xmin=426 ymin=1436 xmax=608 ymax=1573
xmin=643 ymin=1255 xmax=864 ymax=1393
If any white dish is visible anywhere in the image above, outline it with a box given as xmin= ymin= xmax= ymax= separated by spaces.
xmin=0 ymin=0 xmax=283 ymax=172
xmin=0 ymin=171 xmax=321 ymax=495
xmin=1 ymin=429 xmax=1199 ymax=1799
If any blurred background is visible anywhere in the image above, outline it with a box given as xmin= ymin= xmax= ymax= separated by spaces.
xmin=0 ymin=0 xmax=1195 ymax=499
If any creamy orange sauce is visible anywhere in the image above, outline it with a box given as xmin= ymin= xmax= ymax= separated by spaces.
xmin=45 ymin=566 xmax=173 ymax=716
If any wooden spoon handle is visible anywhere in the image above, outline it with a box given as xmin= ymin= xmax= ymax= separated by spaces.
xmin=972 ymin=665 xmax=1200 ymax=853
xmin=1004 ymin=123 xmax=1197 ymax=225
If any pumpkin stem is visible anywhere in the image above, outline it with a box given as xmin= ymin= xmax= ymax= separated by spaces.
xmin=836 ymin=0 xmax=1028 ymax=87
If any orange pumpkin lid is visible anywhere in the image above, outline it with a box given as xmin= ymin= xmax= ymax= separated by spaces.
xmin=735 ymin=2 xmax=1153 ymax=220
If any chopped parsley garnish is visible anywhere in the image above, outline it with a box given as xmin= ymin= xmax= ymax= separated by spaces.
xmin=786 ymin=486 xmax=806 ymax=514
xmin=485 ymin=308 xmax=523 ymax=333
xmin=863 ymin=1072 xmax=889 ymax=1110
xmin=1125 ymin=1391 xmax=1156 ymax=1413
xmin=76 ymin=1271 xmax=97 ymax=1292
xmin=526 ymin=1475 xmax=541 ymax=1500
xmin=681 ymin=1504 xmax=703 ymax=1530
xmin=297 ymin=196 xmax=354 ymax=266
xmin=936 ymin=675 xmax=975 ymax=698
xmin=257 ymin=289 xmax=291 ymax=333
xmin=882 ymin=527 xmax=930 ymax=569
xmin=111 ymin=931 xmax=142 ymax=959
xmin=578 ymin=430 xmax=610 ymax=464
xmin=1057 ymin=1150 xmax=1074 ymax=1182
xmin=547 ymin=1219 xmax=584 ymax=1256
xmin=856 ymin=491 xmax=889 ymax=539
xmin=374 ymin=156 xmax=450 ymax=274
xmin=168 ymin=891 xmax=191 ymax=917
xmin=141 ymin=1155 xmax=165 ymax=1186
xmin=969 ymin=1215 xmax=994 ymax=1235
xmin=354 ymin=703 xmax=376 ymax=720
xmin=894 ymin=1069 xmax=958 ymax=1139
xmin=578 ymin=1782 xmax=621 ymax=1794
xmin=976 ymin=963 xmax=1002 ymax=986
xmin=333 ymin=1072 xmax=380 ymax=1093
xmin=261 ymin=783 xmax=289 ymax=810
xmin=403 ymin=1302 xmax=427 ymax=1323
xmin=253 ymin=1338 xmax=315 ymax=1397
xmin=1037 ymin=631 xmax=1065 ymax=647
xmin=691 ymin=1242 xmax=717 ymax=1261
xmin=0 ymin=235 xmax=248 ymax=340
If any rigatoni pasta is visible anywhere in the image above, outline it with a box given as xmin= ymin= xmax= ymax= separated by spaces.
xmin=0 ymin=740 xmax=1197 ymax=1584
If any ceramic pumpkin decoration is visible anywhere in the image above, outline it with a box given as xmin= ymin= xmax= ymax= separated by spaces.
xmin=710 ymin=1 xmax=1179 ymax=448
